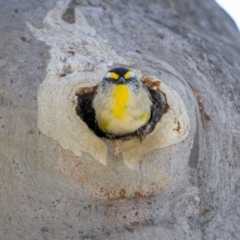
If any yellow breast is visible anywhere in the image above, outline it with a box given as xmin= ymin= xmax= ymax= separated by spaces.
xmin=111 ymin=85 xmax=130 ymax=118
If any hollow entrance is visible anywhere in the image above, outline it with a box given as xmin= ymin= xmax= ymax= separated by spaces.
xmin=76 ymin=79 xmax=168 ymax=139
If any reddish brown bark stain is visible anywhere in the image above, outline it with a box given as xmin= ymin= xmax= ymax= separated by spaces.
xmin=119 ymin=189 xmax=126 ymax=198
xmin=131 ymin=221 xmax=139 ymax=226
xmin=134 ymin=191 xmax=144 ymax=198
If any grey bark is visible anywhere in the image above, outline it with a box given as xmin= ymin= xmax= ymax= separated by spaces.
xmin=1 ymin=0 xmax=240 ymax=239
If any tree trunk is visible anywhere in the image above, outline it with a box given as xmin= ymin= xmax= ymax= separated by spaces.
xmin=1 ymin=0 xmax=240 ymax=239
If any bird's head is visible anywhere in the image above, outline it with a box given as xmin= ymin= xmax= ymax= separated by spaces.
xmin=104 ymin=67 xmax=137 ymax=85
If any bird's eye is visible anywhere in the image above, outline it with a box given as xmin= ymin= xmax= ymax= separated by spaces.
xmin=109 ymin=72 xmax=119 ymax=80
xmin=124 ymin=71 xmax=131 ymax=79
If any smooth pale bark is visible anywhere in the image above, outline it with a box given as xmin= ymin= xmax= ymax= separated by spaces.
xmin=1 ymin=0 xmax=240 ymax=239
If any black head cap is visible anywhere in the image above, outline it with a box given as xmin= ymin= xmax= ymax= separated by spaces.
xmin=108 ymin=67 xmax=130 ymax=77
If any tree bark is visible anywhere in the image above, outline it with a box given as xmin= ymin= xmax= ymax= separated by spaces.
xmin=1 ymin=0 xmax=240 ymax=239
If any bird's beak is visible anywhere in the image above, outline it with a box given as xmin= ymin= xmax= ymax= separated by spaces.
xmin=117 ymin=77 xmax=126 ymax=84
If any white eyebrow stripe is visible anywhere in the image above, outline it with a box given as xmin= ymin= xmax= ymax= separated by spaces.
xmin=130 ymin=71 xmax=135 ymax=77
xmin=105 ymin=72 xmax=111 ymax=78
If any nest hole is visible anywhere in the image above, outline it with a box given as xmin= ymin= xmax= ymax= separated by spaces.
xmin=76 ymin=80 xmax=168 ymax=139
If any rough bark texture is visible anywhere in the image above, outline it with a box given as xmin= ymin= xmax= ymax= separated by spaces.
xmin=1 ymin=0 xmax=240 ymax=239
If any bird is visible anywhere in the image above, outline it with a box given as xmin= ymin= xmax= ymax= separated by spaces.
xmin=92 ymin=67 xmax=152 ymax=138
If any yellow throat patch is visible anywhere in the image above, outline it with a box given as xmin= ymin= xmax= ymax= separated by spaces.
xmin=112 ymin=85 xmax=130 ymax=118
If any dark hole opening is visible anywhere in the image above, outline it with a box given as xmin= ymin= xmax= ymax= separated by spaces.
xmin=76 ymin=83 xmax=169 ymax=139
